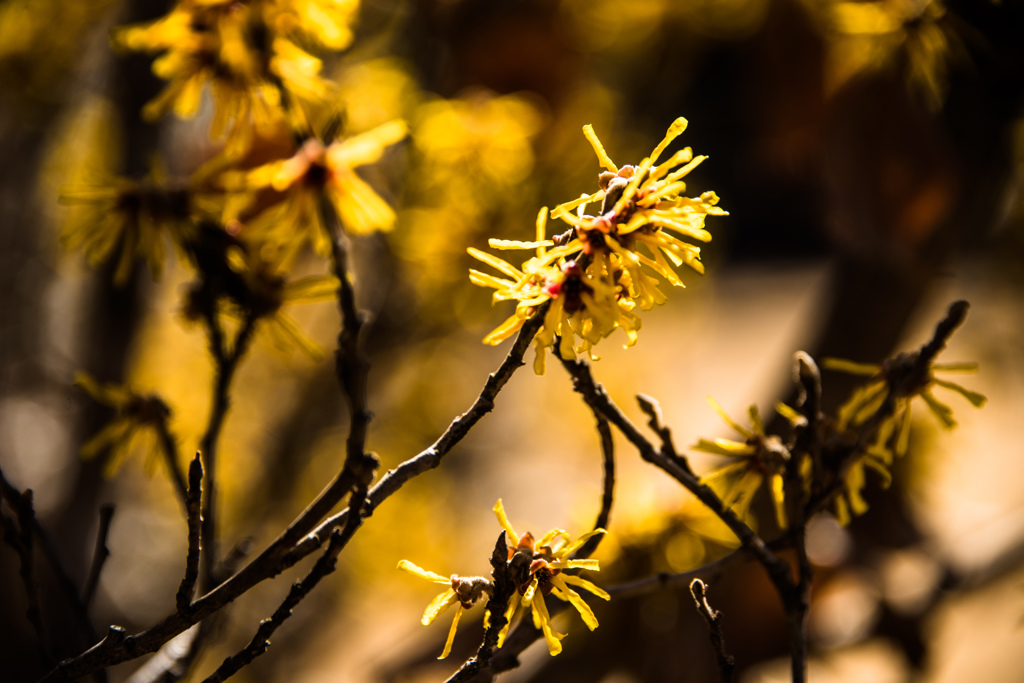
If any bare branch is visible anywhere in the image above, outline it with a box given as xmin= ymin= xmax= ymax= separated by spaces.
xmin=574 ymin=411 xmax=614 ymax=560
xmin=176 ymin=454 xmax=204 ymax=612
xmin=154 ymin=413 xmax=189 ymax=510
xmin=636 ymin=393 xmax=692 ymax=475
xmin=199 ymin=313 xmax=257 ymax=589
xmin=201 ymin=484 xmax=370 ymax=683
xmin=445 ymin=532 xmax=517 ymax=683
xmin=82 ymin=505 xmax=116 ymax=610
xmin=689 ymin=579 xmax=734 ymax=683
xmin=558 ymin=357 xmax=793 ymax=592
xmin=1 ymin=465 xmax=99 ymax=651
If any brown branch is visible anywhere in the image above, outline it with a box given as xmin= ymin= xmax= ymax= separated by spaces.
xmin=154 ymin=414 xmax=189 ymax=510
xmin=201 ymin=485 xmax=370 ymax=683
xmin=636 ymin=393 xmax=693 ymax=475
xmin=606 ymin=550 xmax=745 ymax=599
xmin=176 ymin=454 xmax=204 ymax=612
xmin=199 ymin=312 xmax=257 ymax=589
xmin=82 ymin=505 xmax=116 ymax=610
xmin=689 ymin=579 xmax=735 ymax=683
xmin=557 ymin=356 xmax=794 ymax=592
xmin=573 ymin=411 xmax=614 ymax=560
xmin=444 ymin=532 xmax=517 ymax=683
xmin=5 ymin=487 xmax=53 ymax=664
xmin=2 ymin=503 xmax=52 ymax=665
xmin=322 ymin=196 xmax=378 ymax=513
xmin=299 ymin=306 xmax=549 ymax=551
xmin=37 ymin=307 xmax=542 ymax=683
xmin=2 ymin=465 xmax=99 ymax=651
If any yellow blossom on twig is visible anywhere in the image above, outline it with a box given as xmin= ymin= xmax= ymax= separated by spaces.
xmin=60 ymin=173 xmax=194 ymax=285
xmin=396 ymin=560 xmax=493 ymax=659
xmin=225 ymin=120 xmax=408 ymax=254
xmin=469 ymin=208 xmax=641 ymax=374
xmin=549 ymin=117 xmax=726 ymax=298
xmin=693 ymin=398 xmax=792 ymax=530
xmin=492 ymin=499 xmax=608 ymax=656
xmin=74 ymin=372 xmax=172 ymax=476
xmin=468 ymin=117 xmax=724 ymax=372
xmin=113 ymin=1 xmax=336 ymax=155
xmin=824 ymin=353 xmax=985 ymax=524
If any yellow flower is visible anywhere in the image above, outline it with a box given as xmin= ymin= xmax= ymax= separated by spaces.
xmin=114 ymin=2 xmax=331 ymax=155
xmin=226 ymin=120 xmax=408 ymax=254
xmin=693 ymin=398 xmax=791 ymax=530
xmin=74 ymin=372 xmax=171 ymax=476
xmin=184 ymin=240 xmax=340 ymax=359
xmin=468 ymin=208 xmax=641 ymax=374
xmin=492 ymin=499 xmax=608 ymax=656
xmin=267 ymin=0 xmax=359 ymax=50
xmin=827 ymin=0 xmax=964 ymax=111
xmin=59 ymin=173 xmax=194 ymax=285
xmin=396 ymin=561 xmax=493 ymax=660
xmin=824 ymin=354 xmax=985 ymax=524
xmin=549 ymin=117 xmax=727 ymax=298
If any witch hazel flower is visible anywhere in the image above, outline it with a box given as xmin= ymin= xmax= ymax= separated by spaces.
xmin=492 ymin=499 xmax=609 ymax=655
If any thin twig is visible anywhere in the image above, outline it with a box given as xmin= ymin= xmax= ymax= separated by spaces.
xmin=636 ymin=393 xmax=693 ymax=475
xmin=689 ymin=579 xmax=735 ymax=683
xmin=322 ymin=197 xmax=378 ymax=512
xmin=1 ymin=465 xmax=99 ymax=650
xmin=445 ymin=532 xmax=517 ymax=683
xmin=299 ymin=306 xmax=549 ymax=551
xmin=201 ymin=485 xmax=369 ymax=683
xmin=574 ymin=411 xmax=614 ymax=559
xmin=154 ymin=414 xmax=189 ymax=510
xmin=176 ymin=454 xmax=204 ymax=612
xmin=82 ymin=505 xmax=116 ymax=610
xmin=199 ymin=313 xmax=257 ymax=589
xmin=606 ymin=550 xmax=744 ymax=599
xmin=11 ymin=489 xmax=54 ymax=664
xmin=2 ymin=504 xmax=52 ymax=664
xmin=558 ymin=356 xmax=794 ymax=592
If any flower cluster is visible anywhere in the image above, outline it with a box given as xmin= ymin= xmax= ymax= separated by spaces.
xmin=74 ymin=372 xmax=173 ymax=476
xmin=59 ymin=172 xmax=194 ymax=285
xmin=223 ymin=119 xmax=408 ymax=256
xmin=113 ymin=0 xmax=357 ymax=155
xmin=693 ymin=398 xmax=792 ymax=531
xmin=492 ymin=499 xmax=609 ymax=655
xmin=824 ymin=353 xmax=986 ymax=524
xmin=397 ymin=500 xmax=608 ymax=659
xmin=469 ymin=117 xmax=725 ymax=373
xmin=396 ymin=561 xmax=493 ymax=660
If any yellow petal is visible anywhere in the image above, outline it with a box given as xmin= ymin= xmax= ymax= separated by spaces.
xmin=488 ymin=239 xmax=553 ymax=250
xmin=932 ymin=377 xmax=987 ymax=408
xmin=550 ymin=575 xmax=599 ymax=630
xmin=771 ymin=474 xmax=788 ymax=530
xmin=649 ymin=117 xmax=688 ymax=165
xmin=496 ymin=591 xmax=521 ymax=648
xmin=560 ymin=528 xmax=607 ymax=557
xmin=283 ymin=275 xmax=340 ymax=303
xmin=706 ymin=396 xmax=752 ymax=438
xmin=423 ymin=590 xmax=460 ymax=626
xmin=560 ymin=574 xmax=610 ymax=600
xmin=397 ymin=559 xmax=451 ymax=584
xmin=438 ymin=604 xmax=463 ymax=659
xmin=582 ymin=124 xmax=617 ymax=172
xmin=483 ymin=314 xmax=527 ymax=346
xmin=493 ymin=499 xmax=519 ymax=546
xmin=531 ymin=592 xmax=565 ymax=655
xmin=467 ymin=247 xmax=524 ymax=280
